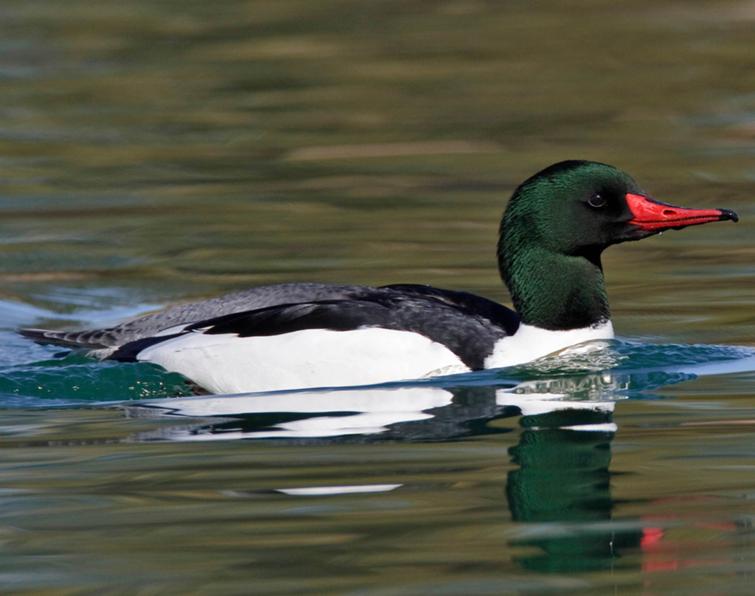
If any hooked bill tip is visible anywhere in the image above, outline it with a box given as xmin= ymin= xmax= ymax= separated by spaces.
xmin=718 ymin=208 xmax=739 ymax=223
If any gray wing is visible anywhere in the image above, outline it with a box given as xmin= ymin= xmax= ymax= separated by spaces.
xmin=20 ymin=283 xmax=370 ymax=349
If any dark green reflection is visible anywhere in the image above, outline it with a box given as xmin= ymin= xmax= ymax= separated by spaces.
xmin=507 ymin=408 xmax=640 ymax=572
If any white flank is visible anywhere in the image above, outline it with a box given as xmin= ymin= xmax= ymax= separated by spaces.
xmin=136 ymin=328 xmax=469 ymax=394
xmin=484 ymin=321 xmax=615 ymax=369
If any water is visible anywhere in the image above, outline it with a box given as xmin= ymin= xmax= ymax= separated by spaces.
xmin=1 ymin=0 xmax=754 ymax=593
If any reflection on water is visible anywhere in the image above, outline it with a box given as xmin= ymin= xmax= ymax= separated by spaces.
xmin=133 ymin=380 xmax=634 ymax=574
xmin=121 ymin=356 xmax=754 ymax=580
xmin=128 ymin=373 xmax=628 ymax=441
xmin=130 ymin=385 xmax=505 ymax=441
xmin=1 ymin=360 xmax=753 ymax=593
xmin=507 ymin=409 xmax=632 ymax=573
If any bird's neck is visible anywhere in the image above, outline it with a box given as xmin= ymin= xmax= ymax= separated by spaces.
xmin=498 ymin=241 xmax=610 ymax=331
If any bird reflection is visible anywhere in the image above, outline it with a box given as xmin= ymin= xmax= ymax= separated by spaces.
xmin=127 ymin=384 xmax=516 ymax=442
xmin=127 ymin=370 xmax=640 ymax=442
xmin=505 ymin=405 xmax=641 ymax=572
xmin=126 ymin=371 xmax=663 ymax=571
xmin=119 ymin=359 xmax=749 ymax=575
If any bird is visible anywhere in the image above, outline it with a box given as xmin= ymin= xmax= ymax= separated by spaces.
xmin=21 ymin=160 xmax=738 ymax=394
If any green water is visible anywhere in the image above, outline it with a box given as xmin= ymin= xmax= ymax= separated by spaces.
xmin=1 ymin=0 xmax=754 ymax=593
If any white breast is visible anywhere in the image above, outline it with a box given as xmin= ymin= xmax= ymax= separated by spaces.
xmin=136 ymin=327 xmax=470 ymax=394
xmin=484 ymin=321 xmax=615 ymax=369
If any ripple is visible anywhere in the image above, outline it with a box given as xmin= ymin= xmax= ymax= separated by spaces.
xmin=1 ymin=338 xmax=752 ymax=411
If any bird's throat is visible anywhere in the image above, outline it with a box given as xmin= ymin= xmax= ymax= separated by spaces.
xmin=501 ymin=246 xmax=611 ymax=330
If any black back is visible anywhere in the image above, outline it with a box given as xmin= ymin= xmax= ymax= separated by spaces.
xmin=111 ymin=285 xmax=520 ymax=370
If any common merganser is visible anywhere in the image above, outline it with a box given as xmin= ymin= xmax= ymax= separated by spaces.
xmin=22 ymin=161 xmax=738 ymax=394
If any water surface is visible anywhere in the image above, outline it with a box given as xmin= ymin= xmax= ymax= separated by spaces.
xmin=1 ymin=1 xmax=754 ymax=593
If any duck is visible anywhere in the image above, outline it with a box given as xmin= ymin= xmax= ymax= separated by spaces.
xmin=21 ymin=160 xmax=738 ymax=394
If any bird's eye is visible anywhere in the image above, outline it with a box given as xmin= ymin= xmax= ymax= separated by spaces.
xmin=588 ymin=193 xmax=607 ymax=208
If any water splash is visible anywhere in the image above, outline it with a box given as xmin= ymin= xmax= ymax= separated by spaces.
xmin=0 ymin=352 xmax=194 ymax=405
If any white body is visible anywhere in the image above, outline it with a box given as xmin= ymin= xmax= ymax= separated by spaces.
xmin=137 ymin=327 xmax=470 ymax=394
xmin=484 ymin=321 xmax=615 ymax=369
xmin=136 ymin=320 xmax=615 ymax=394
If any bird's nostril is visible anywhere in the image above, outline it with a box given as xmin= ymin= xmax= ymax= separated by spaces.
xmin=662 ymin=209 xmax=676 ymax=216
